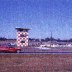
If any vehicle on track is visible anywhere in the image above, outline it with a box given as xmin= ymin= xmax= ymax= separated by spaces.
xmin=0 ymin=45 xmax=21 ymax=53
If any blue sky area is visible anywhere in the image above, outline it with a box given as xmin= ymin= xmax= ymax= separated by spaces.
xmin=0 ymin=0 xmax=72 ymax=39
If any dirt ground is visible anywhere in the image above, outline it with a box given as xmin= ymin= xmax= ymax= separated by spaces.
xmin=0 ymin=54 xmax=72 ymax=72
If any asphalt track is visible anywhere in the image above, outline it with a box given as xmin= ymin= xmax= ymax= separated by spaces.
xmin=19 ymin=51 xmax=72 ymax=54
xmin=0 ymin=52 xmax=72 ymax=54
xmin=1 ymin=47 xmax=72 ymax=54
xmin=20 ymin=52 xmax=72 ymax=54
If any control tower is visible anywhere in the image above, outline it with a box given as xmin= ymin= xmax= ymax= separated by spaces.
xmin=16 ymin=28 xmax=30 ymax=47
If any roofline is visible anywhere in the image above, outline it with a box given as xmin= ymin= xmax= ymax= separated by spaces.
xmin=15 ymin=28 xmax=30 ymax=30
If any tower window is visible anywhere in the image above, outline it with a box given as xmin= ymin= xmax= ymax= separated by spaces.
xmin=21 ymin=41 xmax=25 ymax=43
xmin=20 ymin=34 xmax=28 ymax=37
xmin=20 ymin=34 xmax=25 ymax=37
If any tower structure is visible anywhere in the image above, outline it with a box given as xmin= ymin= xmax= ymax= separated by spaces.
xmin=16 ymin=28 xmax=30 ymax=47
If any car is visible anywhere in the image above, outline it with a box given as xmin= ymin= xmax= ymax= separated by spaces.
xmin=0 ymin=46 xmax=21 ymax=53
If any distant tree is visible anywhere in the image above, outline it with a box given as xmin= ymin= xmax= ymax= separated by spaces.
xmin=29 ymin=38 xmax=34 ymax=41
xmin=57 ymin=38 xmax=61 ymax=42
xmin=68 ymin=38 xmax=72 ymax=42
xmin=0 ymin=37 xmax=7 ymax=41
xmin=41 ymin=39 xmax=45 ymax=42
xmin=45 ymin=38 xmax=50 ymax=42
xmin=29 ymin=38 xmax=40 ymax=42
xmin=63 ymin=40 xmax=68 ymax=42
xmin=35 ymin=39 xmax=40 ymax=42
xmin=50 ymin=37 xmax=56 ymax=41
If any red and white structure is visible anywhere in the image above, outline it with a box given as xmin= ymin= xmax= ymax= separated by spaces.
xmin=16 ymin=28 xmax=30 ymax=47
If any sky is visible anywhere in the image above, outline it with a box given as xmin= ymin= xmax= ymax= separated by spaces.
xmin=0 ymin=0 xmax=72 ymax=39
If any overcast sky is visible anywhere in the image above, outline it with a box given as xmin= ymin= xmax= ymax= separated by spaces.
xmin=0 ymin=0 xmax=72 ymax=39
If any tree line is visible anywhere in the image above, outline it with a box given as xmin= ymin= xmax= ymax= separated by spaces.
xmin=0 ymin=37 xmax=72 ymax=42
xmin=29 ymin=37 xmax=72 ymax=42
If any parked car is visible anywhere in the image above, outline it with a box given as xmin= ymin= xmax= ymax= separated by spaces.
xmin=0 ymin=45 xmax=21 ymax=53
